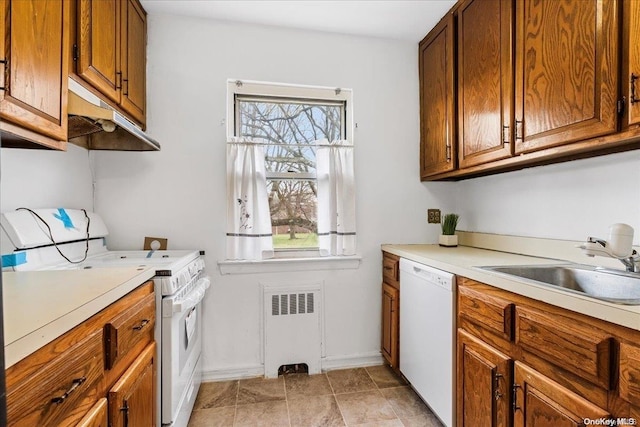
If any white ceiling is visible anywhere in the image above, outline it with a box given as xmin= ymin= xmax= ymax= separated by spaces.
xmin=139 ymin=0 xmax=457 ymax=42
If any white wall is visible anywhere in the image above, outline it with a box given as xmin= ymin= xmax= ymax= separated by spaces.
xmin=455 ymin=151 xmax=640 ymax=245
xmin=93 ymin=15 xmax=450 ymax=376
xmin=0 ymin=144 xmax=94 ymax=212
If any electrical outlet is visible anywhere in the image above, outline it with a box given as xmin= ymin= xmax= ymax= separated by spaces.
xmin=427 ymin=209 xmax=441 ymax=224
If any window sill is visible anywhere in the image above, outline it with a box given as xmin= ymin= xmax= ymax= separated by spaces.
xmin=218 ymin=255 xmax=362 ymax=275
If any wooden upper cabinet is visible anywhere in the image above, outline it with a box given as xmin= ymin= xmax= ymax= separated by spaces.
xmin=120 ymin=0 xmax=146 ymax=125
xmin=513 ymin=362 xmax=610 ymax=427
xmin=75 ymin=0 xmax=146 ymax=127
xmin=514 ymin=0 xmax=619 ymax=154
xmin=622 ymin=0 xmax=640 ymax=127
xmin=419 ymin=13 xmax=455 ymax=178
xmin=0 ymin=0 xmax=69 ymax=147
xmin=457 ymin=0 xmax=513 ymax=168
xmin=77 ymin=0 xmax=121 ymax=103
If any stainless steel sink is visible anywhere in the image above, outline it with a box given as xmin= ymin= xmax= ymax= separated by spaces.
xmin=478 ymin=264 xmax=640 ymax=305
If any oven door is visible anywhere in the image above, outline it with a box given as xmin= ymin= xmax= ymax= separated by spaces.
xmin=161 ymin=277 xmax=210 ymax=426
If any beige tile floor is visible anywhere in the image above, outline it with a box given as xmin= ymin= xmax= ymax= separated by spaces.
xmin=187 ymin=365 xmax=444 ymax=427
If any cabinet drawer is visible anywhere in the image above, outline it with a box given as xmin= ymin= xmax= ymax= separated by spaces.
xmin=515 ymin=306 xmax=612 ymax=389
xmin=7 ymin=330 xmax=104 ymax=427
xmin=458 ymin=284 xmax=514 ymax=340
xmin=382 ymin=252 xmax=399 ymax=288
xmin=620 ymin=342 xmax=640 ymax=406
xmin=105 ymin=292 xmax=155 ymax=370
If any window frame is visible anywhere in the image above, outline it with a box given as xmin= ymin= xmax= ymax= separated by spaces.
xmin=226 ymin=80 xmax=354 ymax=256
xmin=226 ymin=80 xmax=353 ymax=142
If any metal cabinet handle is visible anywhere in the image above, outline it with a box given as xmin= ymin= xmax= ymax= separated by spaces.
xmin=123 ymin=78 xmax=129 ymax=96
xmin=512 ymin=383 xmax=521 ymax=412
xmin=121 ymin=399 xmax=130 ymax=427
xmin=631 ymin=74 xmax=640 ymax=104
xmin=383 ymin=266 xmax=393 ymax=271
xmin=502 ymin=125 xmax=510 ymax=145
xmin=494 ymin=372 xmax=504 ymax=400
xmin=445 ymin=144 xmax=452 ymax=162
xmin=515 ymin=120 xmax=523 ymax=141
xmin=494 ymin=372 xmax=503 ymax=386
xmin=51 ymin=377 xmax=86 ymax=404
xmin=132 ymin=319 xmax=150 ymax=331
xmin=116 ymin=71 xmax=123 ymax=90
xmin=0 ymin=59 xmax=7 ymax=91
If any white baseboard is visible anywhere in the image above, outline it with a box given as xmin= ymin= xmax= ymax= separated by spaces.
xmin=202 ymin=364 xmax=264 ymax=382
xmin=201 ymin=352 xmax=385 ymax=382
xmin=321 ymin=351 xmax=384 ymax=371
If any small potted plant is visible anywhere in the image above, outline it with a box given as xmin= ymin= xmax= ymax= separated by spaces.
xmin=439 ymin=213 xmax=459 ymax=247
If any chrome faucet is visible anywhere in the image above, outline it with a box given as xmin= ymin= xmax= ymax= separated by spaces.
xmin=579 ymin=224 xmax=640 ymax=273
xmin=618 ymin=250 xmax=640 ymax=273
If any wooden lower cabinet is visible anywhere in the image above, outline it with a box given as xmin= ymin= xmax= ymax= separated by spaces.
xmin=108 ymin=342 xmax=156 ymax=427
xmin=457 ymin=277 xmax=640 ymax=427
xmin=457 ymin=329 xmax=511 ymax=427
xmin=381 ymin=252 xmax=400 ymax=369
xmin=5 ymin=281 xmax=155 ymax=426
xmin=513 ymin=362 xmax=610 ymax=426
xmin=381 ymin=282 xmax=399 ymax=368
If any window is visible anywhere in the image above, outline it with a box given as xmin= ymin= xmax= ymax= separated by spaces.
xmin=227 ymin=80 xmax=353 ymax=254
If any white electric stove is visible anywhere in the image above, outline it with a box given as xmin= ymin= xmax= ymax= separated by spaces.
xmin=1 ymin=208 xmax=208 ymax=427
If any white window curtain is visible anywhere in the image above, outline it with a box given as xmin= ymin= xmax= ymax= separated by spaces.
xmin=226 ymin=137 xmax=274 ymax=260
xmin=317 ymin=139 xmax=356 ymax=256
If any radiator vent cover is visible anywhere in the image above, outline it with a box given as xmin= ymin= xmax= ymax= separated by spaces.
xmin=263 ymin=284 xmax=323 ymax=378
xmin=272 ymin=293 xmax=315 ymax=316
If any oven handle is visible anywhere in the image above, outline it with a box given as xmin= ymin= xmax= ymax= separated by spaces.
xmin=170 ymin=277 xmax=210 ymax=314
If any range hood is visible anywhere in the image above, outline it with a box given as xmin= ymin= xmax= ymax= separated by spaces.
xmin=67 ymin=78 xmax=160 ymax=151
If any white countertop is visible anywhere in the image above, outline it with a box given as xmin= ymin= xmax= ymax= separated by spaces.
xmin=3 ymin=267 xmax=156 ymax=368
xmin=382 ymin=244 xmax=640 ymax=331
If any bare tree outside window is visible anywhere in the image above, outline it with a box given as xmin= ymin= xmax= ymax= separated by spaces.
xmin=237 ymin=97 xmax=344 ymax=249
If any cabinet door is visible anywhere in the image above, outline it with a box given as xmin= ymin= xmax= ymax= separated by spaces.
xmin=76 ymin=398 xmax=108 ymax=427
xmin=108 ymin=342 xmax=156 ymax=427
xmin=513 ymin=361 xmax=610 ymax=427
xmin=457 ymin=329 xmax=511 ymax=427
xmin=419 ymin=14 xmax=455 ymax=178
xmin=623 ymin=0 xmax=640 ymax=127
xmin=77 ymin=0 xmax=121 ymax=103
xmin=0 ymin=0 xmax=69 ymax=144
xmin=119 ymin=0 xmax=146 ymax=126
xmin=514 ymin=0 xmax=619 ymax=153
xmin=457 ymin=0 xmax=513 ymax=168
xmin=381 ymin=282 xmax=399 ymax=368
xmin=620 ymin=342 xmax=640 ymax=407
